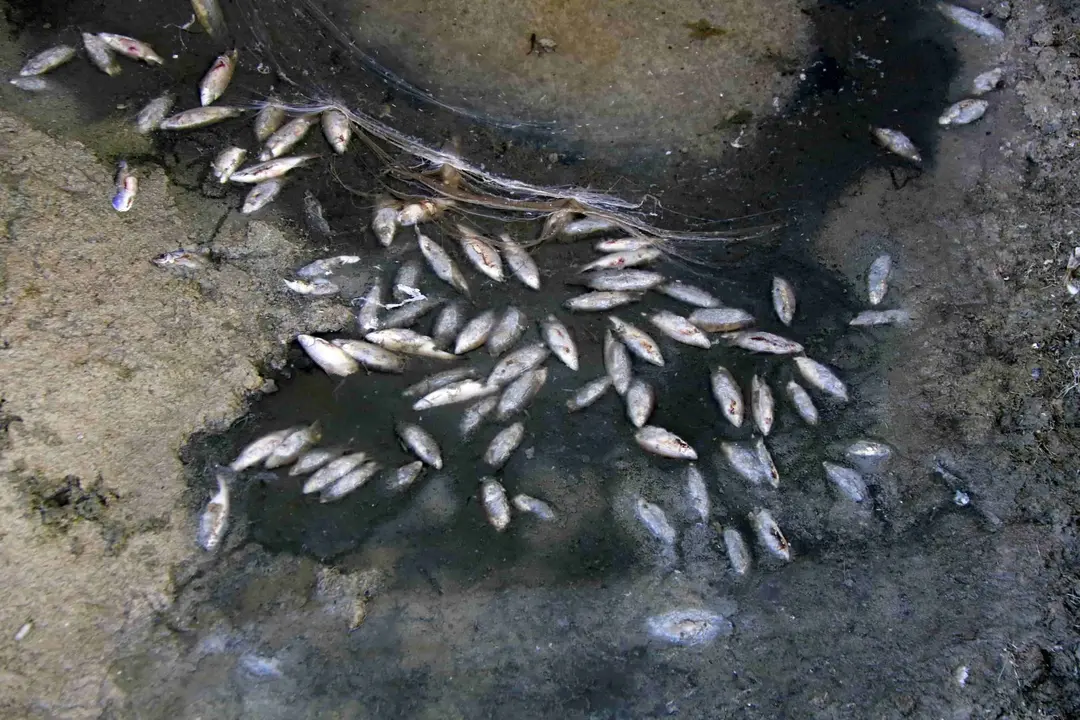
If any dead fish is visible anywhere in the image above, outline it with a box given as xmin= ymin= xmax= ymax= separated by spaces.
xmin=211 ymin=146 xmax=247 ymax=184
xmin=754 ymin=437 xmax=780 ymax=488
xmin=296 ymin=255 xmax=360 ymax=278
xmin=199 ymin=50 xmax=236 ymax=106
xmin=158 ymin=106 xmax=243 ymax=130
xmin=135 ymin=93 xmax=174 ymax=133
xmin=413 ymin=380 xmax=496 ymax=410
xmin=583 ymin=269 xmax=665 ymax=292
xmin=454 ymin=310 xmax=497 ymax=354
xmin=480 ymin=477 xmax=511 ymax=530
xmin=496 ymin=367 xmax=548 ymax=420
xmin=655 ymin=281 xmax=719 ymax=308
xmin=487 ymin=343 xmax=550 ymax=387
xmin=722 ymin=331 xmax=804 ymax=355
xmin=772 ymin=277 xmax=796 ymax=326
xmin=512 ymin=494 xmax=555 ymax=521
xmin=823 ymin=462 xmax=867 ymax=502
xmin=625 ymin=379 xmax=655 ymax=428
xmin=721 ymin=441 xmax=767 ymax=485
xmin=197 ymin=468 xmax=232 ymax=551
xmin=867 ymin=254 xmax=892 ymax=306
xmin=564 ymin=290 xmax=641 ymax=312
xmin=603 ymin=330 xmax=633 ymax=395
xmin=634 ymin=497 xmax=676 ymax=545
xmin=560 ymin=217 xmax=620 ymax=239
xmin=972 ymin=67 xmax=1003 ymax=95
xmin=151 ymin=248 xmax=210 ymax=270
xmin=396 ymin=423 xmax=443 ymax=469
xmin=9 ymin=77 xmax=48 ymax=92
xmin=404 ymin=367 xmax=478 ymax=398
xmin=567 ymin=375 xmax=613 ymax=412
xmin=111 ymin=161 xmax=137 ymax=212
xmin=596 ymin=237 xmax=654 ymax=253
xmin=254 ymin=103 xmax=286 ymax=142
xmin=82 ymin=32 xmax=120 ymax=76
xmin=793 ymin=356 xmax=849 ymax=402
xmin=386 ymin=461 xmax=425 ymax=492
xmin=229 ymin=428 xmax=291 ymax=471
xmin=364 ymin=329 xmax=456 ymax=360
xmin=749 ymin=508 xmax=791 ymax=561
xmin=845 ymin=439 xmax=893 ymax=463
xmin=260 ymin=114 xmax=318 ymax=161
xmin=487 ymin=307 xmax=527 ymax=357
xmin=321 ymin=461 xmax=380 ymax=503
xmin=609 ymin=316 xmax=665 ymax=366
xmin=646 ymin=609 xmax=730 ymax=647
xmin=392 ymin=261 xmax=422 ymax=301
xmin=688 ymin=307 xmax=754 ymax=332
xmin=939 ymin=98 xmax=988 ymax=126
xmin=265 ymin=421 xmax=322 ymax=468
xmin=872 ymin=127 xmax=922 ymax=164
xmin=785 ymin=381 xmax=819 ymax=425
xmin=331 ymin=339 xmax=407 ymax=374
xmin=580 ymin=247 xmax=662 ymax=272
xmin=19 ymin=45 xmax=75 ymax=77
xmin=710 ymin=367 xmax=744 ymax=428
xmin=937 ymin=2 xmax=1004 ymax=41
xmin=433 ymin=302 xmax=466 ymax=348
xmin=500 ymin=233 xmax=540 ymax=290
xmin=192 ymin=0 xmax=228 ymax=39
xmin=635 ymin=425 xmax=697 ymax=460
xmin=302 ymin=452 xmax=368 ymax=494
xmin=417 ymin=231 xmax=469 ymax=296
xmin=303 ymin=191 xmax=331 ymax=235
xmin=649 ymin=310 xmax=712 ymax=349
xmin=849 ymin=309 xmax=912 ymax=327
xmin=540 ymin=315 xmax=579 ymax=370
xmin=750 ymin=375 xmax=775 ymax=436
xmin=289 ymin=447 xmax=344 ymax=476
xmin=538 ymin=208 xmax=574 ymax=242
xmin=458 ymin=226 xmax=505 ymax=282
xmin=684 ymin=464 xmax=710 ymax=522
xmin=356 ymin=283 xmax=383 ymax=333
xmin=398 ymin=198 xmax=453 ymax=227
xmin=483 ymin=422 xmax=525 ymax=469
xmin=242 ymin=179 xmax=283 ymax=214
xmin=98 ymin=33 xmax=164 ymax=65
xmin=460 ymin=395 xmax=498 ymax=438
xmin=381 ymin=296 xmax=443 ymax=330
xmin=321 ymin=108 xmax=351 ymax=153
xmin=229 ymin=154 xmax=316 ymax=183
xmin=1066 ymin=247 xmax=1080 ymax=296
xmin=298 ymin=334 xmax=359 ymax=376
xmin=723 ymin=527 xmax=751 ymax=576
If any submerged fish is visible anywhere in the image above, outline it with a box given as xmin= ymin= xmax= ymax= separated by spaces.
xmin=793 ymin=356 xmax=849 ymax=402
xmin=872 ymin=127 xmax=922 ymax=164
xmin=303 ymin=452 xmax=368 ymax=494
xmin=496 ymin=367 xmax=548 ymax=420
xmin=625 ymin=379 xmax=655 ymax=428
xmin=331 ymin=339 xmax=406 ymax=374
xmin=242 ymin=179 xmax=283 ymax=214
xmin=303 ymin=190 xmax=330 ymax=232
xmin=937 ymin=2 xmax=1004 ymax=41
xmin=754 ymin=437 xmax=780 ymax=488
xmin=9 ymin=77 xmax=48 ymax=92
xmin=483 ymin=422 xmax=525 ymax=469
xmin=392 ymin=260 xmax=422 ymax=301
xmin=192 ymin=0 xmax=228 ymax=39
xmin=386 ymin=461 xmax=425 ymax=492
xmin=460 ymin=395 xmax=499 ymax=438
xmin=211 ymin=146 xmax=247 ymax=184
xmin=849 ymin=309 xmax=912 ymax=327
xmin=635 ymin=426 xmax=697 ymax=460
xmin=82 ymin=32 xmax=120 ymax=76
xmin=566 ymin=375 xmax=613 ymax=412
xmin=321 ymin=108 xmax=351 ymax=154
xmin=111 ymin=160 xmax=137 ymax=213
xmin=365 ymin=329 xmax=455 ymax=360
xmin=229 ymin=154 xmax=316 ymax=183
xmin=487 ymin=307 xmax=527 ymax=357
xmin=867 ymin=254 xmax=892 ymax=306
xmin=289 ymin=447 xmax=344 ymax=476
xmin=684 ymin=464 xmax=710 ymax=522
xmin=634 ymin=497 xmax=676 ymax=545
xmin=321 ymin=461 xmax=380 ymax=503
xmin=603 ymin=330 xmax=632 ymax=395
xmin=939 ymin=98 xmax=988 ymax=126
xmin=417 ymin=231 xmax=469 ymax=295
xmin=844 ymin=439 xmax=893 ymax=463
xmin=160 ymin=106 xmax=243 ymax=131
xmin=135 ymin=93 xmax=174 ymax=133
xmin=785 ymin=380 xmax=819 ymax=425
xmin=972 ymin=67 xmax=1003 ymax=95
xmin=199 ymin=50 xmax=237 ymax=106
xmin=723 ymin=527 xmax=752 ymax=576
xmin=480 ymin=477 xmax=511 ymax=531
xmin=540 ymin=315 xmax=579 ymax=370
xmin=772 ymin=277 xmax=796 ymax=326
xmin=512 ymin=494 xmax=556 ymax=521
xmin=151 ymin=248 xmax=211 ymax=270
xmin=454 ymin=310 xmax=497 ymax=354
xmin=688 ymin=307 xmax=754 ymax=332
xmin=646 ymin=609 xmax=731 ymax=646
xmin=823 ymin=462 xmax=867 ymax=502
xmin=98 ymin=33 xmax=164 ymax=65
xmin=721 ymin=441 xmax=768 ymax=485
xmin=433 ymin=302 xmax=466 ymax=348
xmin=19 ymin=45 xmax=75 ymax=77
xmin=297 ymin=334 xmax=359 ymax=376
xmin=649 ymin=310 xmax=711 ymax=349
xmin=396 ymin=423 xmax=443 ymax=468
xmin=296 ymin=255 xmax=361 ymax=278
xmin=197 ymin=468 xmax=232 ymax=551
xmin=656 ymin=281 xmax=719 ymax=308
xmin=710 ymin=366 xmax=744 ymax=428
xmin=500 ymin=233 xmax=541 ymax=290
xmin=749 ymin=508 xmax=791 ymax=561
xmin=265 ymin=422 xmax=322 ymax=468
xmin=230 ymin=428 xmax=291 ymax=471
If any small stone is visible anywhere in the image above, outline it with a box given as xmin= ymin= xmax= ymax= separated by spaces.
xmin=954 ymin=490 xmax=971 ymax=506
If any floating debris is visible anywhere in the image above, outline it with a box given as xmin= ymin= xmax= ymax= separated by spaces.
xmin=872 ymin=127 xmax=922 ymax=164
xmin=939 ymin=98 xmax=988 ymax=126
xmin=646 ymin=609 xmax=731 ymax=646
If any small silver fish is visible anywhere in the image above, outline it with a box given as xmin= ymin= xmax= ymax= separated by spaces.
xmin=289 ymin=447 xmax=344 ymax=476
xmin=483 ymin=423 xmax=525 ymax=469
xmin=771 ymin=277 xmax=796 ymax=326
xmin=242 ymin=179 xmax=283 ymax=214
xmin=561 ymin=216 xmax=620 ymax=239
xmin=750 ymin=375 xmax=775 ymax=436
xmin=19 ymin=45 xmax=76 ymax=76
xmin=9 ymin=77 xmax=48 ymax=92
xmin=460 ymin=395 xmax=498 ymax=438
xmin=646 ymin=609 xmax=730 ymax=647
xmin=496 ymin=367 xmax=548 ymax=420
xmin=321 ymin=461 xmax=380 ymax=503
xmin=749 ymin=508 xmax=791 ymax=561
xmin=151 ymin=248 xmax=210 ymax=270
xmin=199 ymin=50 xmax=236 ymax=106
xmin=609 ymin=316 xmax=665 ymax=366
xmin=849 ymin=309 xmax=912 ymax=327
xmin=710 ymin=367 xmax=744 ymax=428
xmin=567 ymin=375 xmax=613 ymax=412
xmin=500 ymin=233 xmax=540 ymax=290
xmin=254 ymin=103 xmax=286 ymax=142
xmin=98 ymin=33 xmax=164 ymax=65
xmin=723 ymin=527 xmax=752 ymax=576
xmin=583 ymin=269 xmax=665 ymax=292
xmin=458 ymin=226 xmax=505 ymax=282
xmin=540 ymin=315 xmax=578 ymax=370
xmin=972 ymin=67 xmax=1003 ymax=95
xmin=82 ymin=32 xmax=120 ymax=76
xmin=392 ymin=260 xmax=422 ymax=301
xmin=512 ymin=494 xmax=555 ymax=520
xmin=937 ymin=2 xmax=1004 ymax=41
xmin=844 ymin=439 xmax=893 ymax=463
xmin=480 ymin=477 xmax=511 ymax=531
xmin=603 ymin=330 xmax=633 ymax=395
xmin=211 ymin=146 xmax=247 ymax=184
xmin=265 ymin=421 xmax=322 ymax=468
xmin=229 ymin=428 xmax=291 ymax=471
xmin=635 ymin=425 xmax=697 ymax=460
xmin=785 ymin=381 xmax=819 ymax=425
xmin=721 ymin=441 xmax=768 ymax=485
xmin=564 ymin=290 xmax=641 ymax=312
xmin=197 ymin=468 xmax=232 ymax=551
xmin=722 ymin=331 xmax=804 ymax=355
xmin=414 ymin=380 xmax=496 ymax=410
xmin=634 ymin=497 xmax=676 ymax=545
xmin=398 ymin=198 xmax=453 ymax=227
xmin=381 ymin=296 xmax=443 ymax=330
xmin=655 ymin=281 xmax=719 ymax=307
xmin=417 ymin=231 xmax=469 ymax=295
xmin=135 ymin=93 xmax=174 ymax=133
xmin=688 ymin=307 xmax=754 ymax=332
xmin=356 ymin=283 xmax=383 ymax=333
xmin=321 ymin=108 xmax=351 ymax=153
xmin=230 ymin=154 xmax=316 ymax=183
xmin=260 ymin=114 xmax=318 ymax=161
xmin=754 ymin=436 xmax=780 ymax=488
xmin=684 ymin=464 xmax=710 ymax=522
xmin=365 ymin=329 xmax=456 ymax=360
xmin=649 ymin=310 xmax=711 ymax=349
xmin=159 ymin=106 xmax=243 ymax=130
xmin=872 ymin=127 xmax=922 ymax=164
xmin=386 ymin=461 xmax=425 ymax=492
xmin=396 ymin=423 xmax=443 ymax=469
xmin=823 ymin=462 xmax=867 ymax=502
xmin=298 ymin=335 xmax=360 ymax=376
xmin=331 ymin=339 xmax=407 ymax=374
xmin=192 ymin=0 xmax=228 ymax=39
xmin=296 ymin=255 xmax=360 ymax=278
xmin=112 ymin=160 xmax=137 ymax=213
xmin=939 ymin=98 xmax=988 ymax=126
xmin=303 ymin=452 xmax=368 ymax=494
xmin=433 ymin=302 xmax=466 ymax=348
xmin=580 ymin=247 xmax=662 ymax=272
xmin=596 ymin=237 xmax=654 ymax=253
xmin=404 ymin=367 xmax=478 ymax=398
xmin=487 ymin=307 xmax=527 ymax=357
xmin=454 ymin=310 xmax=497 ymax=354
xmin=487 ymin=343 xmax=550 ymax=387
xmin=793 ymin=356 xmax=849 ymax=402
xmin=867 ymin=254 xmax=892 ymax=306
xmin=624 ymin=378 xmax=655 ymax=428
